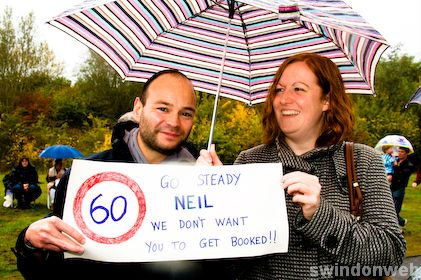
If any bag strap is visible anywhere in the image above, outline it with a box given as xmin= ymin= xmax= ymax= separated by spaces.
xmin=345 ymin=142 xmax=363 ymax=220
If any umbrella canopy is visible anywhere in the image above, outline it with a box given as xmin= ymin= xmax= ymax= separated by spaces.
xmin=404 ymin=86 xmax=421 ymax=109
xmin=48 ymin=0 xmax=389 ymax=105
xmin=374 ymin=135 xmax=414 ymax=155
xmin=39 ymin=145 xmax=84 ymax=159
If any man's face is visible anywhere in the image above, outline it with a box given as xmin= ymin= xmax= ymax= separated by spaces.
xmin=135 ymin=73 xmax=196 ymax=158
xmin=397 ymin=148 xmax=408 ymax=160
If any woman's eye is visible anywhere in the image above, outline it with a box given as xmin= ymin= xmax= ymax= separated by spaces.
xmin=275 ymin=87 xmax=285 ymax=93
xmin=294 ymin=87 xmax=304 ymax=92
xmin=158 ymin=107 xmax=168 ymax=112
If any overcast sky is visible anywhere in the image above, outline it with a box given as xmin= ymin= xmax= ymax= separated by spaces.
xmin=1 ymin=0 xmax=421 ymax=82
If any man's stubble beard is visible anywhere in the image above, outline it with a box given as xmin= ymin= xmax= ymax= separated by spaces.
xmin=138 ymin=115 xmax=190 ymax=156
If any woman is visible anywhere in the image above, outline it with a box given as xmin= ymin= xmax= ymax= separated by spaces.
xmin=11 ymin=157 xmax=41 ymax=209
xmin=46 ymin=158 xmax=66 ymax=207
xmin=198 ymin=53 xmax=405 ymax=278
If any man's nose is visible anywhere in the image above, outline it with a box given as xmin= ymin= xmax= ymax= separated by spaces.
xmin=166 ymin=112 xmax=181 ymax=127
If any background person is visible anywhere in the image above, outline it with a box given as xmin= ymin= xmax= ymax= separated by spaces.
xmin=382 ymin=145 xmax=396 ymax=183
xmin=10 ymin=157 xmax=41 ymax=209
xmin=198 ymin=53 xmax=406 ymax=278
xmin=46 ymin=158 xmax=66 ymax=207
xmin=2 ymin=171 xmax=14 ymax=208
xmin=14 ymin=69 xmax=226 ymax=280
xmin=412 ymin=169 xmax=421 ymax=188
xmin=391 ymin=147 xmax=417 ymax=227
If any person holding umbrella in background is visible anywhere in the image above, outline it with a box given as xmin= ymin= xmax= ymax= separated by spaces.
xmin=391 ymin=147 xmax=417 ymax=228
xmin=375 ymin=135 xmax=418 ymax=228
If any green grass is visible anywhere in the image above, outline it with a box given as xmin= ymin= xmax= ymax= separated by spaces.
xmin=400 ymin=178 xmax=421 ymax=257
xmin=0 ymin=174 xmax=50 ymax=279
xmin=0 ymin=174 xmax=420 ymax=279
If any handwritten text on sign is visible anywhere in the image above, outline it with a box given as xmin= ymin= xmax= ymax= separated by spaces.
xmin=63 ymin=160 xmax=288 ymax=262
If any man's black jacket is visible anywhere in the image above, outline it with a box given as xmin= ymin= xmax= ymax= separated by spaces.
xmin=14 ymin=121 xmax=232 ymax=280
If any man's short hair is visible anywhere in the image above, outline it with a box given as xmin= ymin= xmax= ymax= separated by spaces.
xmin=140 ymin=69 xmax=190 ymax=105
xmin=399 ymin=147 xmax=410 ymax=154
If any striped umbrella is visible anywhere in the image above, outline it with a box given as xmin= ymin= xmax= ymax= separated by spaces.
xmin=49 ymin=0 xmax=388 ymax=103
xmin=48 ymin=0 xmax=389 ymax=147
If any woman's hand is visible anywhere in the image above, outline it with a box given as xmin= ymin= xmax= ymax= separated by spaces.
xmin=196 ymin=144 xmax=223 ymax=166
xmin=25 ymin=216 xmax=85 ymax=254
xmin=282 ymin=171 xmax=321 ymax=221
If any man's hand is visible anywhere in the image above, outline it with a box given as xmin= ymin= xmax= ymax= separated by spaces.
xmin=25 ymin=216 xmax=85 ymax=254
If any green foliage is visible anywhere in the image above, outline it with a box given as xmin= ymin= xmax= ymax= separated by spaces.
xmin=51 ymin=86 xmax=89 ymax=127
xmin=190 ymin=94 xmax=263 ymax=164
xmin=76 ymin=115 xmax=112 ymax=156
xmin=75 ymin=51 xmax=142 ymax=120
xmin=352 ymin=48 xmax=421 ymax=161
xmin=0 ymin=8 xmax=62 ymax=114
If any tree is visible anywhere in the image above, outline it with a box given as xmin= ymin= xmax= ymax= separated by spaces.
xmin=0 ymin=7 xmax=63 ymax=113
xmin=190 ymin=94 xmax=263 ymax=164
xmin=75 ymin=51 xmax=142 ymax=121
xmin=352 ymin=47 xmax=421 ymax=159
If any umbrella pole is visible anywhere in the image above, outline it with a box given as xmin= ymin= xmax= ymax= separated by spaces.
xmin=207 ymin=19 xmax=232 ymax=151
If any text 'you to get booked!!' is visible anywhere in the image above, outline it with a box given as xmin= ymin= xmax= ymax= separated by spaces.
xmin=63 ymin=160 xmax=289 ymax=263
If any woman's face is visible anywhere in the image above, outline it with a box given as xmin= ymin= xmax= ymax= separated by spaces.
xmin=273 ymin=61 xmax=329 ymax=144
xmin=21 ymin=158 xmax=29 ymax=167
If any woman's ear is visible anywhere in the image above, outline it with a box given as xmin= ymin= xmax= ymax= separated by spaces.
xmin=322 ymin=98 xmax=330 ymax=112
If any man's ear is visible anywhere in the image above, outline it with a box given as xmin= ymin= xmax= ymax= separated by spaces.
xmin=133 ymin=97 xmax=142 ymax=120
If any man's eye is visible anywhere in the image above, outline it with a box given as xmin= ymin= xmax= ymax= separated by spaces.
xmin=182 ymin=112 xmax=193 ymax=118
xmin=158 ymin=107 xmax=168 ymax=112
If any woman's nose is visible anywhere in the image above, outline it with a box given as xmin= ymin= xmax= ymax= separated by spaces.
xmin=279 ymin=88 xmax=294 ymax=104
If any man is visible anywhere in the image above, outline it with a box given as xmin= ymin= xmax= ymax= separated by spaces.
xmin=391 ymin=147 xmax=416 ymax=227
xmin=14 ymin=70 xmax=227 ymax=280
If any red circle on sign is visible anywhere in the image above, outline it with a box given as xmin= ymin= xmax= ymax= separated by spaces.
xmin=73 ymin=172 xmax=146 ymax=244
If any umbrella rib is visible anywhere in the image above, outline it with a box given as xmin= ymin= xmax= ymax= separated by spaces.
xmin=237 ymin=5 xmax=252 ymax=105
xmin=304 ymin=20 xmax=370 ymax=89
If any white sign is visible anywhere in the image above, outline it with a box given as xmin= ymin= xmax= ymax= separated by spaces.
xmin=63 ymin=160 xmax=288 ymax=262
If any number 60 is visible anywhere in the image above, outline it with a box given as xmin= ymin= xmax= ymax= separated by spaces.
xmin=90 ymin=194 xmax=127 ymax=224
